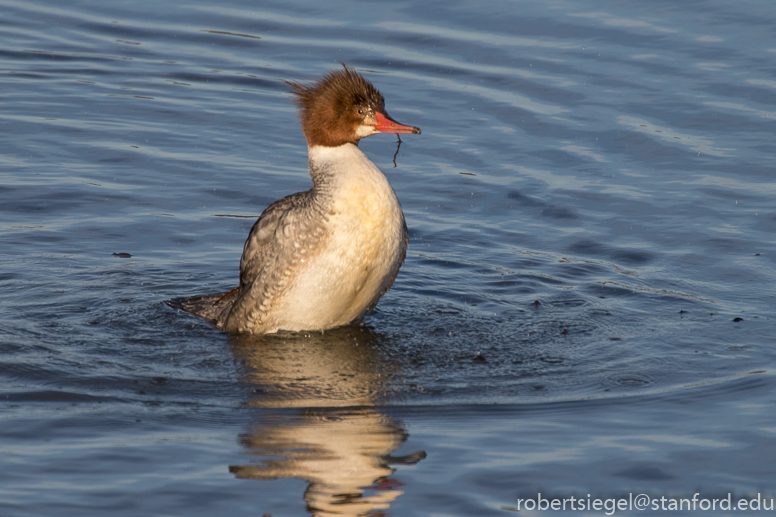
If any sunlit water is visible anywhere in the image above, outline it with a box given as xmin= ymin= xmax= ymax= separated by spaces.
xmin=2 ymin=0 xmax=775 ymax=515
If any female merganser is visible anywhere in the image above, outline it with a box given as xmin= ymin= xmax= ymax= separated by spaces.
xmin=168 ymin=64 xmax=421 ymax=333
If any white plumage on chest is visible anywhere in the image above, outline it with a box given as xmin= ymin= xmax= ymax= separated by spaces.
xmin=268 ymin=144 xmax=406 ymax=331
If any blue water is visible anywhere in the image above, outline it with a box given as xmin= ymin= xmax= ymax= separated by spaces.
xmin=2 ymin=0 xmax=775 ymax=515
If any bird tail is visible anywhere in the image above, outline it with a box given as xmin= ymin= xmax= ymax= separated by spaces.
xmin=165 ymin=288 xmax=238 ymax=328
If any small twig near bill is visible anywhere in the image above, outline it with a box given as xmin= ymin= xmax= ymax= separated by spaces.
xmin=392 ymin=134 xmax=402 ymax=168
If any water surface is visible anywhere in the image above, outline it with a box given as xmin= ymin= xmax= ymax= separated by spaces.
xmin=1 ymin=0 xmax=775 ymax=515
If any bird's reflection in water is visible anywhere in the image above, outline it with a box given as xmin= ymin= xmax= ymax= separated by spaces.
xmin=228 ymin=326 xmax=425 ymax=516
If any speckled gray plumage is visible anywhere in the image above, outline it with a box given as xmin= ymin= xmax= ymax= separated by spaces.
xmin=166 ymin=191 xmax=328 ymax=331
xmin=221 ymin=186 xmax=330 ymax=332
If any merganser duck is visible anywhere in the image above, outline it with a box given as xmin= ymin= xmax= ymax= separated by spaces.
xmin=168 ymin=64 xmax=421 ymax=333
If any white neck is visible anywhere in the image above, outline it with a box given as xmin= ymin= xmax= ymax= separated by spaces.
xmin=308 ymin=143 xmax=389 ymax=192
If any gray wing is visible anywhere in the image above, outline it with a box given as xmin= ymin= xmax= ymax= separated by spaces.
xmin=166 ymin=192 xmax=311 ymax=330
xmin=223 ymin=190 xmax=325 ymax=332
xmin=238 ymin=195 xmax=296 ymax=289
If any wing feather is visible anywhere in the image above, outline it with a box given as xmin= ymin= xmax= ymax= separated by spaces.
xmin=223 ymin=190 xmax=325 ymax=332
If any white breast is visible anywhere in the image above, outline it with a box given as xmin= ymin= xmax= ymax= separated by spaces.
xmin=266 ymin=144 xmax=405 ymax=332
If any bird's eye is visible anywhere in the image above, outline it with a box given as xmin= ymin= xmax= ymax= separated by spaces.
xmin=358 ymin=108 xmax=363 ymax=115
